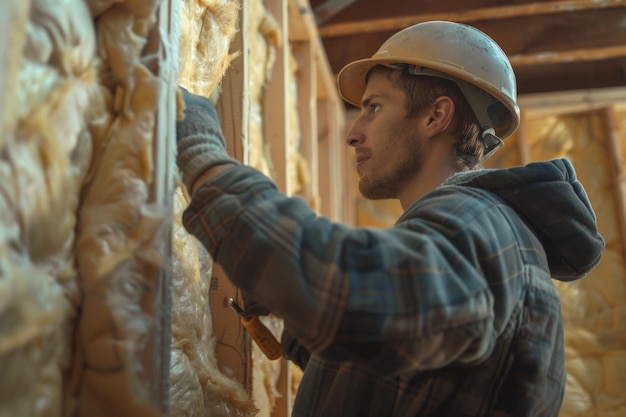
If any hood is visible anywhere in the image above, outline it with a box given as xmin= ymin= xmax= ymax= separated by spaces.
xmin=446 ymin=158 xmax=605 ymax=281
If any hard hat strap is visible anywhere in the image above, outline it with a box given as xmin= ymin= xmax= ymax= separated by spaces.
xmin=480 ymin=128 xmax=504 ymax=158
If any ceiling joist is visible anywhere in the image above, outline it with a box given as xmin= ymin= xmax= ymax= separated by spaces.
xmin=313 ymin=0 xmax=358 ymax=25
xmin=510 ymin=45 xmax=626 ymax=67
xmin=318 ymin=0 xmax=625 ymax=38
xmin=311 ymin=0 xmax=626 ymax=95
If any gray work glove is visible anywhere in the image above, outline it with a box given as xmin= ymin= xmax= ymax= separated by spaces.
xmin=175 ymin=87 xmax=239 ymax=191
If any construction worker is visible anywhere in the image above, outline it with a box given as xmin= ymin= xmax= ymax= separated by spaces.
xmin=175 ymin=21 xmax=604 ymax=416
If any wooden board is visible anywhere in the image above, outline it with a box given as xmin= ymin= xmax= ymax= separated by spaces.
xmin=212 ymin=1 xmax=253 ymax=391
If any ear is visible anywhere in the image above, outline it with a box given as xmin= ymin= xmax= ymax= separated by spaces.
xmin=425 ymin=96 xmax=455 ymax=135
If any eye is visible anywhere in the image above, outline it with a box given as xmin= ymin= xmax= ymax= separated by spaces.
xmin=368 ymin=103 xmax=381 ymax=115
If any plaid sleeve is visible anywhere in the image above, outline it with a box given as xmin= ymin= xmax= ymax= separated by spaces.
xmin=183 ymin=166 xmax=525 ymax=376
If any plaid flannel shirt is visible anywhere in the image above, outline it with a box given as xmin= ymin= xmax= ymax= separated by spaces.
xmin=182 ymin=158 xmax=603 ymax=417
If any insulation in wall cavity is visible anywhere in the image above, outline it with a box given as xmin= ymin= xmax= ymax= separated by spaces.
xmin=524 ymin=111 xmax=626 ymax=417
xmin=175 ymin=0 xmax=258 ymax=415
xmin=1 ymin=0 xmax=171 ymax=415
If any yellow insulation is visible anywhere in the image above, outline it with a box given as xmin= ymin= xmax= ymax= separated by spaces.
xmin=1 ymin=0 xmax=256 ymax=415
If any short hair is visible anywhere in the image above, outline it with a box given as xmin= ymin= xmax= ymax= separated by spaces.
xmin=366 ymin=65 xmax=484 ymax=170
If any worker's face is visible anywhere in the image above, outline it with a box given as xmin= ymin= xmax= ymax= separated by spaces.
xmin=346 ymin=71 xmax=425 ymax=200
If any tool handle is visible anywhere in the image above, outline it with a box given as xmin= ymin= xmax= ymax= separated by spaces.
xmin=240 ymin=316 xmax=284 ymax=360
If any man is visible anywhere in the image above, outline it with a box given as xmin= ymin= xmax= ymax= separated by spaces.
xmin=175 ymin=21 xmax=604 ymax=416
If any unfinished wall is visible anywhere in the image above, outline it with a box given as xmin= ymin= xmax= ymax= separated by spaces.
xmin=520 ymin=108 xmax=626 ymax=417
xmin=0 ymin=0 xmax=175 ymax=415
xmin=0 ymin=0 xmax=260 ymax=415
xmin=181 ymin=0 xmax=347 ymax=415
xmin=0 ymin=0 xmax=347 ymax=415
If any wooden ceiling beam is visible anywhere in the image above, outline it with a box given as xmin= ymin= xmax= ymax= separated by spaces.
xmin=318 ymin=0 xmax=624 ymax=38
xmin=313 ymin=0 xmax=359 ymax=25
xmin=515 ymin=57 xmax=626 ymax=94
xmin=519 ymin=87 xmax=626 ymax=115
xmin=510 ymin=45 xmax=626 ymax=67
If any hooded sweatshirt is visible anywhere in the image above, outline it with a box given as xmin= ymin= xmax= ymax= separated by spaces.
xmin=183 ymin=157 xmax=605 ymax=417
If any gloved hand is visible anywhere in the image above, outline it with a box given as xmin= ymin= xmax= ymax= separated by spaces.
xmin=242 ymin=290 xmax=271 ymax=318
xmin=175 ymin=87 xmax=239 ymax=191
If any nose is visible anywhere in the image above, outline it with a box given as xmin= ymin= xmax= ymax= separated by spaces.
xmin=345 ymin=119 xmax=364 ymax=147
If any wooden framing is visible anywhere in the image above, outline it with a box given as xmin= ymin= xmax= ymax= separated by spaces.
xmin=288 ymin=0 xmax=347 ymax=219
xmin=265 ymin=0 xmax=290 ymax=193
xmin=217 ymin=14 xmax=250 ymax=165
xmin=601 ymin=106 xmax=626 ymax=262
xmin=313 ymin=0 xmax=358 ymax=25
xmin=518 ymin=87 xmax=626 ymax=117
xmin=211 ymin=0 xmax=253 ymax=392
xmin=217 ymin=0 xmax=347 ymax=217
xmin=210 ymin=0 xmax=348 ymax=415
xmin=152 ymin=0 xmax=179 ymax=411
xmin=313 ymin=0 xmax=626 ymax=96
xmin=291 ymin=40 xmax=319 ymax=207
xmin=317 ymin=0 xmax=625 ymax=38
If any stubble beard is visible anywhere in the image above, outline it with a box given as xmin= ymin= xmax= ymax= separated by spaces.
xmin=358 ymin=133 xmax=424 ymax=200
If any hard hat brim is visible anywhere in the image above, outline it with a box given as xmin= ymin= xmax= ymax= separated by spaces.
xmin=336 ymin=57 xmax=400 ymax=109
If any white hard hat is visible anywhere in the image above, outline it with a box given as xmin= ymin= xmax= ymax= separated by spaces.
xmin=337 ymin=21 xmax=520 ymax=145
